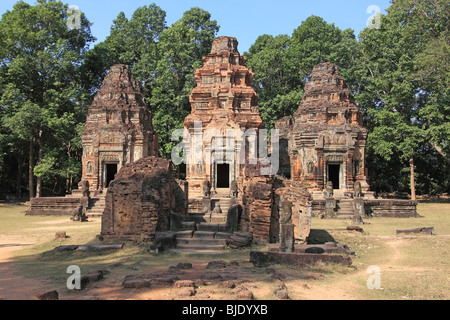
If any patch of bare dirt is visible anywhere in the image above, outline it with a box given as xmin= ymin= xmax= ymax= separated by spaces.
xmin=0 ymin=241 xmax=50 ymax=300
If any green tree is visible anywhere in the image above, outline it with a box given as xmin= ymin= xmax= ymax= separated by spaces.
xmin=0 ymin=0 xmax=94 ymax=198
xmin=246 ymin=16 xmax=360 ymax=131
xmin=356 ymin=0 xmax=450 ymax=197
xmin=245 ymin=34 xmax=301 ymax=130
xmin=81 ymin=4 xmax=166 ymax=97
xmin=150 ymin=7 xmax=219 ymax=158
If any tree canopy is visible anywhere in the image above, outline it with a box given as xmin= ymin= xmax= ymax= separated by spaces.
xmin=0 ymin=0 xmax=448 ymax=198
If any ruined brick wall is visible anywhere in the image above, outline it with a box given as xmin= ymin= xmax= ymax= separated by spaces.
xmin=237 ymin=163 xmax=312 ymax=244
xmin=241 ymin=177 xmax=274 ymax=243
xmin=101 ymin=157 xmax=175 ymax=242
xmin=273 ymin=178 xmax=312 ymax=243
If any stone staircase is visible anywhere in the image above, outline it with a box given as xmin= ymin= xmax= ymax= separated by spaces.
xmin=172 ymin=230 xmax=230 ymax=255
xmin=86 ymin=192 xmax=106 ymax=217
xmin=188 ymin=197 xmax=233 ymax=224
xmin=335 ymin=199 xmax=355 ymax=219
xmin=170 ymin=192 xmax=242 ymax=254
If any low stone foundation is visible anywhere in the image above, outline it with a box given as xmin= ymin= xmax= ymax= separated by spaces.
xmin=250 ymin=251 xmax=352 ymax=267
xmin=367 ymin=199 xmax=418 ymax=217
xmin=311 ymin=198 xmax=418 ymax=218
xmin=26 ymin=197 xmax=84 ymax=216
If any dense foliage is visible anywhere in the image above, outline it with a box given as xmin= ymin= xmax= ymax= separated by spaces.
xmin=0 ymin=0 xmax=448 ymax=198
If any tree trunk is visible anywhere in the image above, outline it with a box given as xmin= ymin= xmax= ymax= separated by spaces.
xmin=16 ymin=157 xmax=22 ymax=198
xmin=28 ymin=140 xmax=34 ymax=199
xmin=410 ymin=154 xmax=416 ymax=201
xmin=428 ymin=140 xmax=450 ymax=165
xmin=35 ymin=130 xmax=43 ymax=198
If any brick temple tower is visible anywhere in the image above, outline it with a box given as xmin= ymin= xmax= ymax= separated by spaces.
xmin=184 ymin=36 xmax=263 ymax=198
xmin=81 ymin=64 xmax=159 ymax=192
xmin=276 ymin=62 xmax=370 ymax=195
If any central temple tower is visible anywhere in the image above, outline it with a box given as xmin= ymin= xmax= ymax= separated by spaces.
xmin=184 ymin=36 xmax=263 ymax=198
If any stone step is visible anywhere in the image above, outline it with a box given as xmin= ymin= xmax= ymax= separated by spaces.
xmin=197 ymin=223 xmax=230 ymax=233
xmin=188 ymin=213 xmax=208 ymax=224
xmin=169 ymin=249 xmax=230 ymax=255
xmin=176 ymin=238 xmax=227 ymax=245
xmin=192 ymin=231 xmax=216 ymax=239
xmin=176 ymin=243 xmax=227 ymax=251
xmin=336 ymin=215 xmax=353 ymax=219
xmin=175 ymin=230 xmax=194 ymax=238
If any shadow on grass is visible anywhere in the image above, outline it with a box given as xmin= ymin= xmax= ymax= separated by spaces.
xmin=307 ymin=229 xmax=336 ymax=244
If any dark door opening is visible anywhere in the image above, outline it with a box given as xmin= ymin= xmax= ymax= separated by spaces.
xmin=328 ymin=164 xmax=340 ymax=190
xmin=106 ymin=163 xmax=118 ymax=187
xmin=217 ymin=164 xmax=230 ymax=188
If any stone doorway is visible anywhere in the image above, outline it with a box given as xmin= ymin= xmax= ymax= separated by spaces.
xmin=216 ymin=163 xmax=230 ymax=188
xmin=327 ymin=164 xmax=341 ymax=190
xmin=105 ymin=163 xmax=118 ymax=188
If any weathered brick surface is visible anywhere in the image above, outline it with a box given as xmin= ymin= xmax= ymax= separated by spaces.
xmin=273 ymin=179 xmax=312 ymax=243
xmin=81 ymin=64 xmax=158 ymax=191
xmin=275 ymin=62 xmax=370 ymax=192
xmin=26 ymin=197 xmax=82 ymax=216
xmin=184 ymin=36 xmax=263 ymax=198
xmin=101 ymin=157 xmax=176 ymax=242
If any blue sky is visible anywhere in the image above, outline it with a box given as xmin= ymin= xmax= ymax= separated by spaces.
xmin=0 ymin=0 xmax=391 ymax=53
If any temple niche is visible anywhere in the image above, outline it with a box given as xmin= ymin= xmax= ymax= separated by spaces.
xmin=184 ymin=36 xmax=263 ymax=198
xmin=276 ymin=62 xmax=371 ymax=196
xmin=81 ymin=64 xmax=159 ymax=192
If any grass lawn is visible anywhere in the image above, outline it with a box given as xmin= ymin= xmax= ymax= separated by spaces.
xmin=0 ymin=201 xmax=448 ymax=300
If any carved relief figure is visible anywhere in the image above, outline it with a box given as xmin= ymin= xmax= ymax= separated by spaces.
xmin=279 ymin=200 xmax=293 ymax=224
xmin=202 ymin=180 xmax=211 ymax=198
xmin=230 ymin=180 xmax=238 ymax=198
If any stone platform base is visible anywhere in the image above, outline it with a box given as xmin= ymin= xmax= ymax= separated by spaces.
xmin=26 ymin=197 xmax=83 ymax=216
xmin=250 ymin=251 xmax=352 ymax=267
xmin=267 ymin=242 xmax=355 ymax=255
xmin=312 ymin=198 xmax=418 ymax=218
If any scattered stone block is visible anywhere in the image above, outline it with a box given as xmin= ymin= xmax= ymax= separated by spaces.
xmin=174 ymin=280 xmax=195 ymax=288
xmin=347 ymin=226 xmax=364 ymax=232
xmin=250 ymin=251 xmax=352 ymax=268
xmin=80 ymin=270 xmax=104 ymax=289
xmin=170 ymin=262 xmax=193 ymax=270
xmin=153 ymin=275 xmax=180 ymax=284
xmin=34 ymin=290 xmax=59 ymax=300
xmin=396 ymin=227 xmax=434 ymax=235
xmin=122 ymin=278 xmax=151 ymax=289
xmin=55 ymin=232 xmax=68 ymax=240
xmin=228 ymin=260 xmax=239 ymax=267
xmin=273 ymin=281 xmax=289 ymax=300
xmin=202 ymin=272 xmax=223 ymax=281
xmin=52 ymin=245 xmax=79 ymax=252
xmin=234 ymin=285 xmax=254 ymax=300
xmin=206 ymin=260 xmax=228 ymax=269
xmin=226 ymin=234 xmax=253 ymax=249
xmin=75 ymin=244 xmax=124 ymax=252
xmin=178 ymin=287 xmax=195 ymax=297
xmin=219 ymin=280 xmax=236 ymax=289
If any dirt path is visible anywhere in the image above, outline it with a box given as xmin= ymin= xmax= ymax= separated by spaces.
xmin=0 ymin=241 xmax=48 ymax=300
